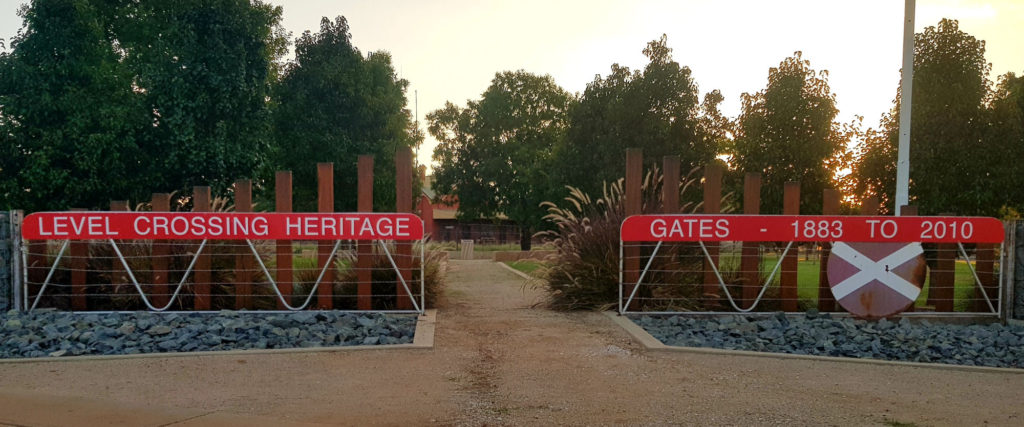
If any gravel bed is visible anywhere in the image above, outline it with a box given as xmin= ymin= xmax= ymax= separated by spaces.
xmin=633 ymin=311 xmax=1024 ymax=369
xmin=0 ymin=309 xmax=417 ymax=359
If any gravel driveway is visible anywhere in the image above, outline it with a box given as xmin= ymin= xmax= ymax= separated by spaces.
xmin=1 ymin=259 xmax=1022 ymax=426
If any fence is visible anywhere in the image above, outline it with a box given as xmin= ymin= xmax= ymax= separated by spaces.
xmin=618 ymin=149 xmax=1007 ymax=317
xmin=1 ymin=211 xmax=12 ymax=311
xmin=1014 ymin=221 xmax=1024 ymax=321
xmin=18 ymin=149 xmax=426 ymax=313
xmin=433 ymin=222 xmax=522 ymax=244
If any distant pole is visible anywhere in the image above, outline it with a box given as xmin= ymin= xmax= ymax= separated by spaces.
xmin=895 ymin=0 xmax=915 ymax=214
xmin=414 ymin=90 xmax=419 ymax=165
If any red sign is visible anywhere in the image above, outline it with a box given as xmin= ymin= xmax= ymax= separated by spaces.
xmin=620 ymin=215 xmax=1003 ymax=243
xmin=23 ymin=212 xmax=423 ymax=241
xmin=827 ymin=242 xmax=926 ymax=318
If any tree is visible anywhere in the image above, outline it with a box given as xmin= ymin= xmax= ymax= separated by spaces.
xmin=0 ymin=0 xmax=286 ymax=211
xmin=731 ymin=51 xmax=845 ymax=214
xmin=556 ymin=35 xmax=718 ymax=198
xmin=851 ymin=19 xmax=997 ymax=215
xmin=986 ymin=72 xmax=1024 ymax=215
xmin=429 ymin=71 xmax=571 ymax=250
xmin=119 ymin=0 xmax=287 ymax=197
xmin=0 ymin=0 xmax=148 ymax=211
xmin=905 ymin=19 xmax=992 ymax=215
xmin=271 ymin=16 xmax=417 ymax=212
xmin=847 ymin=115 xmax=897 ymax=212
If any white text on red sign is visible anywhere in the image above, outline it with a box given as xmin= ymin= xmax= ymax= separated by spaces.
xmin=621 ymin=215 xmax=1003 ymax=243
xmin=23 ymin=212 xmax=424 ymax=241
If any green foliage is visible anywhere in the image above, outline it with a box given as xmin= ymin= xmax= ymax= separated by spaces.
xmin=731 ymin=51 xmax=845 ymax=214
xmin=987 ymin=72 xmax=1024 ymax=213
xmin=429 ymin=71 xmax=571 ymax=250
xmin=850 ymin=19 xmax=1019 ymax=216
xmin=0 ymin=0 xmax=148 ymax=211
xmin=903 ymin=19 xmax=991 ymax=215
xmin=271 ymin=16 xmax=418 ymax=212
xmin=557 ymin=35 xmax=720 ymax=198
xmin=0 ymin=0 xmax=286 ymax=211
xmin=119 ymin=0 xmax=288 ymax=196
xmin=847 ymin=114 xmax=897 ymax=213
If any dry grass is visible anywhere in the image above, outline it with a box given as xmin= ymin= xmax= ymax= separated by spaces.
xmin=536 ymin=165 xmax=717 ymax=311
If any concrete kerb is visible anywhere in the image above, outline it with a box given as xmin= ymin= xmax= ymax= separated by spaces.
xmin=604 ymin=311 xmax=1024 ymax=375
xmin=0 ymin=309 xmax=436 ymax=364
xmin=497 ymin=260 xmax=534 ymax=281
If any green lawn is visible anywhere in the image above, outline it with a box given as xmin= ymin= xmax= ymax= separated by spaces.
xmin=504 ymin=260 xmax=545 ymax=277
xmin=474 ymin=243 xmax=555 ymax=252
xmin=731 ymin=251 xmax=993 ymax=311
xmin=506 ymin=248 xmax=992 ymax=312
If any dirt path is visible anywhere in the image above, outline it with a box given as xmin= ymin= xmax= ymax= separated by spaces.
xmin=2 ymin=259 xmax=1023 ymax=426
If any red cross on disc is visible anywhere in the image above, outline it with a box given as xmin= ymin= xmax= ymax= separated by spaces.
xmin=827 ymin=242 xmax=926 ymax=318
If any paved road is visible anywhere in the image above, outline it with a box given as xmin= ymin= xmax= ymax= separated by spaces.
xmin=1 ymin=259 xmax=1022 ymax=426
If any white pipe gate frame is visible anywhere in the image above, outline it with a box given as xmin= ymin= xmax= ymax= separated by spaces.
xmin=21 ymin=212 xmax=425 ymax=314
xmin=618 ymin=214 xmax=1006 ymax=316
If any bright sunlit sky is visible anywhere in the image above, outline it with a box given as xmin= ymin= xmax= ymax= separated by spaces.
xmin=2 ymin=1 xmax=1022 ymax=170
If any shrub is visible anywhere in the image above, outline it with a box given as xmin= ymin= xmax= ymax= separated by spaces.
xmin=333 ymin=240 xmax=447 ymax=310
xmin=537 ymin=165 xmax=711 ymax=310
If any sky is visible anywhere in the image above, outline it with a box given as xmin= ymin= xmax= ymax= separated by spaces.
xmin=2 ymin=0 xmax=1022 ymax=170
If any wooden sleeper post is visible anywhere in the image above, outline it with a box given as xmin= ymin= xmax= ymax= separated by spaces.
xmin=276 ymin=171 xmax=293 ymax=309
xmin=70 ymin=208 xmax=87 ymax=310
xmin=395 ymin=148 xmax=414 ymax=310
xmin=357 ymin=156 xmax=374 ymax=310
xmin=151 ymin=193 xmax=171 ymax=308
xmin=816 ymin=189 xmax=840 ymax=312
xmin=623 ymin=148 xmax=642 ymax=311
xmin=233 ymin=183 xmax=252 ymax=309
xmin=192 ymin=187 xmax=211 ymax=310
xmin=781 ymin=182 xmax=800 ymax=312
xmin=317 ymin=163 xmax=335 ymax=309
xmin=702 ymin=164 xmax=723 ymax=306
xmin=739 ymin=173 xmax=761 ymax=308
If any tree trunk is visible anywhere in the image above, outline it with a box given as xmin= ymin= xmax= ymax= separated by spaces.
xmin=519 ymin=226 xmax=532 ymax=251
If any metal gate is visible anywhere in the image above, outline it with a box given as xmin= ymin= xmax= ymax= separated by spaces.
xmin=20 ymin=211 xmax=425 ymax=313
xmin=619 ymin=214 xmax=1008 ymax=318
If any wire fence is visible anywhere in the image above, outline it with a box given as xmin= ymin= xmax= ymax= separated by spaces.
xmin=0 ymin=211 xmax=11 ymax=311
xmin=620 ymin=240 xmax=1002 ymax=315
xmin=24 ymin=239 xmax=424 ymax=313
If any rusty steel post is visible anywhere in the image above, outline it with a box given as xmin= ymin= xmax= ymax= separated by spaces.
xmin=740 ymin=173 xmax=761 ymax=308
xmin=233 ymin=182 xmax=252 ymax=310
xmin=931 ymin=212 xmax=956 ymax=312
xmin=317 ymin=163 xmax=335 ymax=310
xmin=395 ymin=148 xmax=414 ymax=310
xmin=702 ymin=164 xmax=723 ymax=306
xmin=974 ymin=244 xmax=996 ymax=312
xmin=109 ymin=200 xmax=128 ymax=308
xmin=817 ymin=189 xmax=839 ymax=312
xmin=623 ymin=149 xmax=643 ymax=311
xmin=275 ymin=171 xmax=294 ymax=310
xmin=357 ymin=156 xmax=374 ymax=310
xmin=900 ymin=205 xmax=918 ymax=312
xmin=192 ymin=187 xmax=211 ymax=310
xmin=151 ymin=193 xmax=171 ymax=308
xmin=861 ymin=196 xmax=880 ymax=216
xmin=70 ymin=208 xmax=87 ymax=310
xmin=781 ymin=182 xmax=800 ymax=312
